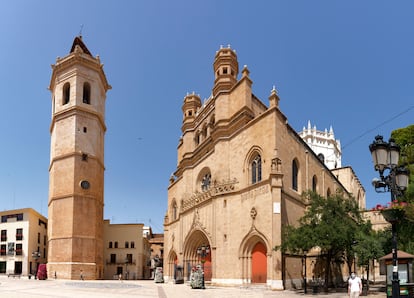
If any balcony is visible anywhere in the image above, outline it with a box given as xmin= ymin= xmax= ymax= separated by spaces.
xmin=106 ymin=259 xmax=136 ymax=265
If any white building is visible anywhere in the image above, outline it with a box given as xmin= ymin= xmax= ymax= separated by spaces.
xmin=298 ymin=120 xmax=342 ymax=170
xmin=0 ymin=208 xmax=48 ymax=276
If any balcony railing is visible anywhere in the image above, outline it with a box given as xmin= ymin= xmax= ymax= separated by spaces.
xmin=106 ymin=259 xmax=136 ymax=265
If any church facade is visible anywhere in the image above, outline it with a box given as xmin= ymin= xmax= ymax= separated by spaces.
xmin=163 ymin=46 xmax=363 ymax=289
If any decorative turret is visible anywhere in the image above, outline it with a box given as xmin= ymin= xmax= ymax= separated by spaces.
xmin=268 ymin=85 xmax=280 ymax=108
xmin=182 ymin=92 xmax=201 ymax=132
xmin=212 ymin=45 xmax=239 ymax=97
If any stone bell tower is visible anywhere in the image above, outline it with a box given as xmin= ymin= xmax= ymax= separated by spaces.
xmin=47 ymin=36 xmax=111 ymax=279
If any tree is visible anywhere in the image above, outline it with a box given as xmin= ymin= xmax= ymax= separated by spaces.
xmin=352 ymin=226 xmax=385 ymax=292
xmin=276 ymin=191 xmax=364 ymax=291
xmin=390 ymin=125 xmax=414 ymax=253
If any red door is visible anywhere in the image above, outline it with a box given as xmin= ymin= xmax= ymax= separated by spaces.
xmin=203 ymin=253 xmax=212 ymax=281
xmin=251 ymin=242 xmax=267 ymax=283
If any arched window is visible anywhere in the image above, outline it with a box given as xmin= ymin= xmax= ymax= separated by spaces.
xmin=195 ymin=133 xmax=200 ymax=146
xmin=312 ymin=175 xmax=317 ymax=192
xmin=125 ymin=241 xmax=129 ymax=249
xmin=131 ymin=241 xmax=135 ymax=249
xmin=251 ymin=155 xmax=262 ymax=184
xmin=172 ymin=201 xmax=178 ymax=221
xmin=114 ymin=241 xmax=118 ymax=248
xmin=63 ymin=82 xmax=70 ymax=105
xmin=201 ymin=173 xmax=211 ymax=192
xmin=292 ymin=159 xmax=299 ymax=191
xmin=83 ymin=82 xmax=91 ymax=104
xmin=327 ymin=188 xmax=331 ymax=197
xmin=109 ymin=241 xmax=113 ymax=248
xmin=318 ymin=153 xmax=325 ymax=164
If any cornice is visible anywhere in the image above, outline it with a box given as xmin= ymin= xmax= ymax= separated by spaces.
xmin=50 ymin=105 xmax=106 ymax=133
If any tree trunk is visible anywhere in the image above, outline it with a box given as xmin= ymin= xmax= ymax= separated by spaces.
xmin=324 ymin=251 xmax=332 ymax=292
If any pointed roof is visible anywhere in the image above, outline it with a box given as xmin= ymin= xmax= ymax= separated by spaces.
xmin=70 ymin=36 xmax=92 ymax=56
xmin=380 ymin=250 xmax=414 ymax=260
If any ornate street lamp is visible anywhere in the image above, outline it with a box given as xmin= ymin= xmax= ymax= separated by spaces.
xmin=197 ymin=245 xmax=210 ymax=289
xmin=369 ymin=135 xmax=410 ymax=298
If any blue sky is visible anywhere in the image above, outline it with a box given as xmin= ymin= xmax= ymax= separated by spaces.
xmin=0 ymin=1 xmax=413 ymax=233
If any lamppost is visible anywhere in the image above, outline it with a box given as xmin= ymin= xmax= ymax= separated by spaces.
xmin=369 ymin=135 xmax=410 ymax=298
xmin=197 ymin=245 xmax=210 ymax=289
xmin=303 ymin=250 xmax=308 ymax=294
xmin=31 ymin=251 xmax=41 ymax=279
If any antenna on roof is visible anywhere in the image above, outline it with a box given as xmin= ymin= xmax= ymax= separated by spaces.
xmin=79 ymin=24 xmax=84 ymax=38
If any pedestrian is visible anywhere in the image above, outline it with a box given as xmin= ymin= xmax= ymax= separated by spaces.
xmin=348 ymin=272 xmax=362 ymax=298
xmin=80 ymin=270 xmax=84 ymax=281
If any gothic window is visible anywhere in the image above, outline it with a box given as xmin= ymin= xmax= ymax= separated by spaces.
xmin=292 ymin=159 xmax=299 ymax=191
xmin=83 ymin=82 xmax=91 ymax=104
xmin=312 ymin=175 xmax=317 ymax=192
xmin=251 ymin=155 xmax=262 ymax=184
xmin=201 ymin=173 xmax=211 ymax=191
xmin=63 ymin=82 xmax=70 ymax=105
xmin=172 ymin=201 xmax=178 ymax=221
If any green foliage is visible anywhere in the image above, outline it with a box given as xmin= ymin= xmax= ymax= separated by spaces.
xmin=276 ymin=191 xmax=368 ymax=287
xmin=354 ymin=229 xmax=385 ymax=267
xmin=391 ymin=125 xmax=414 ymax=204
xmin=277 ymin=191 xmax=363 ymax=256
xmin=389 ymin=125 xmax=414 ymax=253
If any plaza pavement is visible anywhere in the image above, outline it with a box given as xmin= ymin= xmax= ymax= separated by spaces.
xmin=0 ymin=276 xmax=386 ymax=298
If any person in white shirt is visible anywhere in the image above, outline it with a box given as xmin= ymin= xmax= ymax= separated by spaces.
xmin=348 ymin=272 xmax=362 ymax=298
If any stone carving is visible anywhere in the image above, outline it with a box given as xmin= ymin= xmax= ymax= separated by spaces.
xmin=250 ymin=207 xmax=257 ymax=220
xmin=182 ymin=178 xmax=238 ymax=212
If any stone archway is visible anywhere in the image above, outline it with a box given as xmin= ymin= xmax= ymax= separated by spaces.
xmin=183 ymin=229 xmax=212 ymax=281
xmin=239 ymin=229 xmax=270 ymax=285
xmin=166 ymin=250 xmax=178 ymax=280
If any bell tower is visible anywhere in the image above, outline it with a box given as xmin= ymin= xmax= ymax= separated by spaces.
xmin=47 ymin=36 xmax=111 ymax=279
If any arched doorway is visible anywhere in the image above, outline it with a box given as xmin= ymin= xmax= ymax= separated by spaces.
xmin=167 ymin=250 xmax=178 ymax=280
xmin=251 ymin=242 xmax=267 ymax=283
xmin=183 ymin=230 xmax=212 ymax=281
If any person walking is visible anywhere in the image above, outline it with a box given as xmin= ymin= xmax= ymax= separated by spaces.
xmin=348 ymin=272 xmax=362 ymax=298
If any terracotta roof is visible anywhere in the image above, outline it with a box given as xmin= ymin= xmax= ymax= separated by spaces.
xmin=70 ymin=36 xmax=92 ymax=56
xmin=380 ymin=250 xmax=414 ymax=260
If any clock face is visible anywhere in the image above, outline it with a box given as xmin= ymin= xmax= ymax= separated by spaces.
xmin=80 ymin=180 xmax=90 ymax=190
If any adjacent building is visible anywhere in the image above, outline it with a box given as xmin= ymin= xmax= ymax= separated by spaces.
xmin=0 ymin=208 xmax=47 ymax=276
xmin=299 ymin=121 xmax=366 ymax=209
xmin=103 ymin=220 xmax=151 ymax=280
xmin=164 ymin=46 xmax=366 ymax=289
